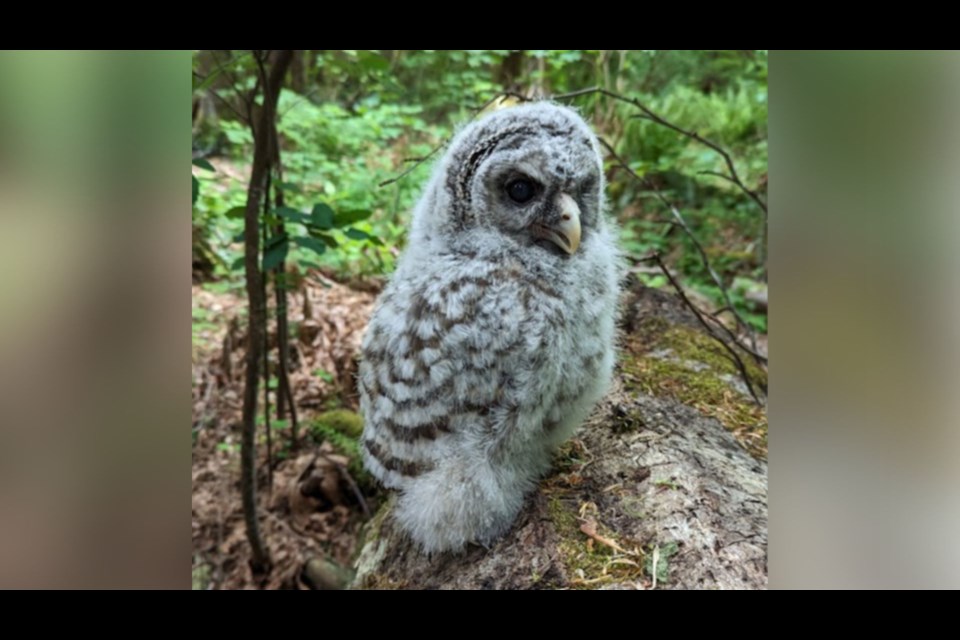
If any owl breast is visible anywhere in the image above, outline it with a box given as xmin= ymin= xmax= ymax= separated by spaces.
xmin=359 ymin=232 xmax=617 ymax=493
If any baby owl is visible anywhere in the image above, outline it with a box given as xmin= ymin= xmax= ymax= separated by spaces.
xmin=359 ymin=102 xmax=620 ymax=553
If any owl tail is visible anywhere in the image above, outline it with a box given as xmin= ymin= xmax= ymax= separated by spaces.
xmin=393 ymin=455 xmax=536 ymax=554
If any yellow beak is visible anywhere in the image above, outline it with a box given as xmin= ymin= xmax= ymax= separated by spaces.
xmin=547 ymin=193 xmax=581 ymax=254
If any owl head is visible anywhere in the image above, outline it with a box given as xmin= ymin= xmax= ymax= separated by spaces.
xmin=410 ymin=102 xmax=606 ymax=258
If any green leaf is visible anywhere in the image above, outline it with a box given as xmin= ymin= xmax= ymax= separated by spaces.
xmin=311 ymin=203 xmax=335 ymax=230
xmin=265 ymin=233 xmax=288 ymax=250
xmin=230 ymin=256 xmax=245 ymax=271
xmin=314 ymin=369 xmax=335 ymax=382
xmin=192 ymin=175 xmax=199 ymax=205
xmin=277 ymin=182 xmax=301 ymax=193
xmin=310 ymin=231 xmax=339 ymax=248
xmin=271 ymin=419 xmax=290 ymax=430
xmin=263 ymin=238 xmax=289 ymax=271
xmin=225 ymin=205 xmax=246 ymax=220
xmin=192 ymin=157 xmax=216 ymax=172
xmin=277 ymin=206 xmax=310 ymax=225
xmin=344 ymin=227 xmax=370 ymax=241
xmin=357 ymin=50 xmax=389 ymax=71
xmin=294 ymin=236 xmax=327 ymax=256
xmin=332 ymin=209 xmax=372 ymax=227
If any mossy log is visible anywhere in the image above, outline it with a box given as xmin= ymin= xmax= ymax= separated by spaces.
xmin=350 ymin=285 xmax=767 ymax=590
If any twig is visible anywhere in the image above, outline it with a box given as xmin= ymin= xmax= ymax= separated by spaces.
xmin=650 ymin=254 xmax=762 ymax=405
xmin=552 ymin=86 xmax=767 ymax=215
xmin=211 ymin=49 xmax=258 ymax=126
xmin=379 ymin=85 xmax=767 ymax=219
xmin=192 ymin=72 xmax=248 ymax=124
xmin=378 ymin=144 xmax=443 ymax=188
xmin=378 ymin=91 xmax=535 ymax=188
xmin=279 ymin=86 xmax=321 ymax=121
xmin=331 ymin=460 xmax=371 ymax=519
xmin=599 ymin=137 xmax=766 ymax=365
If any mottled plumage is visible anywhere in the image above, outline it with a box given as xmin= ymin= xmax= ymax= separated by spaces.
xmin=359 ymin=102 xmax=620 ymax=553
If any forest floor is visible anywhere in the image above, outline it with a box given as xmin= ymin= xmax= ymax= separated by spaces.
xmin=191 ymin=269 xmax=767 ymax=589
xmin=192 ymin=271 xmax=383 ymax=589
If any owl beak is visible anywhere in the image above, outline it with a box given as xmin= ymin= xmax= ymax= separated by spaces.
xmin=550 ymin=193 xmax=582 ymax=254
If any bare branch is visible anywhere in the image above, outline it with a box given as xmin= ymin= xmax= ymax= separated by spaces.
xmin=649 ymin=254 xmax=763 ymax=406
xmin=598 ymin=137 xmax=766 ymax=365
xmin=554 ymin=86 xmax=767 ymax=215
xmin=193 ymin=70 xmax=248 ymax=124
xmin=331 ymin=460 xmax=371 ymax=519
xmin=379 ymin=91 xmax=536 ymax=189
xmin=378 ymin=143 xmax=444 ymax=188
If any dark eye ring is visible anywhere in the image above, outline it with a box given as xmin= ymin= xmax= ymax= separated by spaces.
xmin=506 ymin=178 xmax=536 ymax=204
xmin=580 ymin=177 xmax=598 ymax=197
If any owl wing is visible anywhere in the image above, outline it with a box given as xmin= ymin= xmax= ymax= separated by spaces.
xmin=358 ymin=258 xmax=534 ymax=490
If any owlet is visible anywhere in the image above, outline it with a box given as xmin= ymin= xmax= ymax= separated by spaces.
xmin=359 ymin=102 xmax=620 ymax=553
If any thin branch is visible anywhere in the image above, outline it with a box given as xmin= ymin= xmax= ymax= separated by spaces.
xmin=193 ymin=71 xmax=248 ymax=124
xmin=697 ymin=170 xmax=739 ymax=186
xmin=650 ymin=254 xmax=763 ymax=406
xmin=378 ymin=144 xmax=443 ymax=188
xmin=599 ymin=137 xmax=766 ymax=365
xmin=210 ymin=49 xmax=257 ymax=125
xmin=378 ymin=85 xmax=767 ymax=222
xmin=379 ymin=91 xmax=535 ymax=188
xmin=279 ymin=86 xmax=321 ymax=121
xmin=331 ymin=460 xmax=371 ymax=519
xmin=555 ymin=86 xmax=766 ymax=215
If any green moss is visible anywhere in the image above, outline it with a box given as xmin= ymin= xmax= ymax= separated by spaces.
xmin=545 ymin=494 xmax=644 ymax=589
xmin=314 ymin=409 xmax=364 ymax=439
xmin=308 ymin=411 xmax=373 ymax=492
xmin=622 ymin=319 xmax=768 ymax=458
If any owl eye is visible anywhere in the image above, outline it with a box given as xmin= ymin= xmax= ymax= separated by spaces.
xmin=580 ymin=176 xmax=598 ymax=197
xmin=506 ymin=178 xmax=537 ymax=204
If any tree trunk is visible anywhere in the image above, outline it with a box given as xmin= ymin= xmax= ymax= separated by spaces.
xmin=241 ymin=49 xmax=294 ymax=575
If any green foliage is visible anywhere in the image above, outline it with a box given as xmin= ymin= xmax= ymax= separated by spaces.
xmin=192 ymin=50 xmax=767 ymax=328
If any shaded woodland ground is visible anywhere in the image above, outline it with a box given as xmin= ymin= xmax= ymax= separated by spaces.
xmin=192 ymin=266 xmax=767 ymax=589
